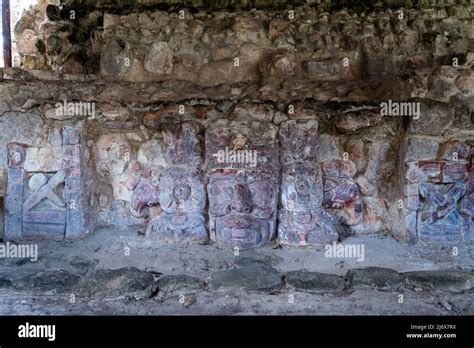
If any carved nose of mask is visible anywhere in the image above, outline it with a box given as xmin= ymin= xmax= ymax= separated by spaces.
xmin=230 ymin=184 xmax=252 ymax=214
xmin=132 ymin=193 xmax=144 ymax=212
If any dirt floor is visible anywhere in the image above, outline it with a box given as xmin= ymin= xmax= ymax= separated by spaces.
xmin=0 ymin=225 xmax=473 ymax=315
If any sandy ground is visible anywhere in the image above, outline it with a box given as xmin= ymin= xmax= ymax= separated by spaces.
xmin=0 ymin=225 xmax=473 ymax=315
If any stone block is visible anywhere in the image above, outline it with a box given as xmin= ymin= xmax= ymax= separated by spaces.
xmin=5 ymin=168 xmax=25 ymax=196
xmin=403 ymin=270 xmax=474 ymax=292
xmin=335 ymin=111 xmax=383 ymax=134
xmin=402 ymin=138 xmax=439 ymax=162
xmin=364 ymin=140 xmax=395 ymax=183
xmin=347 ymin=267 xmax=402 ymax=291
xmin=144 ymin=42 xmax=174 ymax=75
xmin=285 ymin=271 xmax=345 ymax=293
xmin=146 ymin=212 xmax=207 ymax=243
xmin=408 ymin=102 xmax=453 ymax=136
xmin=100 ymin=39 xmax=133 ymax=80
xmin=305 ymin=60 xmax=341 ymax=79
xmin=418 ymin=161 xmax=443 ymax=183
xmin=406 ymin=210 xmax=418 ymax=243
xmin=95 ymin=134 xmax=131 ymax=177
xmin=62 ymin=126 xmax=81 ymax=145
xmin=418 ymin=182 xmax=465 ymax=245
xmin=404 ymin=183 xmax=419 ymax=197
xmin=4 ymin=195 xmax=23 ymax=241
xmin=346 ymin=139 xmax=366 ymax=173
xmin=405 ymin=195 xmax=419 ymax=211
xmin=443 ymin=162 xmax=469 ymax=182
xmin=321 ymin=159 xmax=357 ymax=180
xmin=211 ymin=266 xmax=283 ymax=292
xmin=156 ymin=275 xmax=206 ymax=299
xmin=461 ymin=192 xmax=474 ymax=242
xmin=25 ymin=148 xmax=62 ymax=172
xmin=440 ymin=141 xmax=470 ymax=161
xmin=316 ymin=134 xmax=340 ymax=163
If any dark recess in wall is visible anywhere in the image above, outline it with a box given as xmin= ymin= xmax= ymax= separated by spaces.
xmin=56 ymin=0 xmax=449 ymax=15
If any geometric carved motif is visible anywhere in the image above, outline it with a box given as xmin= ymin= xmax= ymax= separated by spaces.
xmin=418 ymin=182 xmax=466 ymax=244
xmin=278 ymin=120 xmax=340 ymax=246
xmin=321 ymin=159 xmax=363 ymax=227
xmin=145 ymin=121 xmax=208 ymax=243
xmin=4 ymin=127 xmax=87 ymax=240
xmin=405 ymin=141 xmax=473 ymax=245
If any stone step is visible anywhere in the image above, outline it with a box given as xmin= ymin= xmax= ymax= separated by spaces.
xmin=1 ymin=267 xmax=473 ymax=298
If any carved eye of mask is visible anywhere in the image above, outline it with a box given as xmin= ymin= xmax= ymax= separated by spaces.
xmin=295 ymin=176 xmax=311 ymax=196
xmin=173 ymin=183 xmax=192 ymax=200
xmin=211 ymin=182 xmax=234 ymax=202
xmin=209 ymin=180 xmax=235 ymax=216
xmin=158 ymin=166 xmax=205 ymax=213
xmin=249 ymin=180 xmax=274 ymax=208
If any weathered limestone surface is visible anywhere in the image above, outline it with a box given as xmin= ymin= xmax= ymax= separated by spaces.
xmin=143 ymin=121 xmax=208 ymax=242
xmin=285 ymin=270 xmax=346 ymax=293
xmin=3 ymin=126 xmax=90 ymax=241
xmin=346 ymin=267 xmax=402 ymax=291
xmin=205 ymin=118 xmax=279 ymax=249
xmin=395 ymin=137 xmax=474 ymax=245
xmin=211 ymin=265 xmax=283 ymax=292
xmin=14 ymin=1 xmax=474 ymax=100
xmin=278 ymin=120 xmax=341 ymax=246
xmin=1 ymin=1 xmax=473 ymax=248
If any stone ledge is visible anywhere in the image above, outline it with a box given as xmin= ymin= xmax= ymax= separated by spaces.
xmin=3 ymin=267 xmax=472 ymax=299
xmin=2 ymin=65 xmax=472 ymax=106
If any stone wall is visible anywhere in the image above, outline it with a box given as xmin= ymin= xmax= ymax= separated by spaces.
xmin=14 ymin=1 xmax=474 ymax=84
xmin=1 ymin=1 xmax=473 ymax=246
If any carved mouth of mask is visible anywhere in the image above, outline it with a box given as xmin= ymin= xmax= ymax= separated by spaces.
xmin=216 ymin=214 xmax=269 ymax=249
xmin=293 ymin=211 xmax=312 ymax=223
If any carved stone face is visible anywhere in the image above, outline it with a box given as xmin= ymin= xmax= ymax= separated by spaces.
xmin=279 ymin=209 xmax=340 ymax=245
xmin=208 ymin=170 xmax=277 ymax=249
xmin=7 ymin=143 xmax=26 ymax=167
xmin=205 ymin=119 xmax=279 ymax=249
xmin=143 ymin=121 xmax=208 ymax=242
xmin=278 ymin=162 xmax=339 ymax=245
xmin=281 ymin=163 xmax=323 ymax=211
xmin=146 ymin=212 xmax=207 ymax=242
xmin=130 ymin=179 xmax=159 ymax=217
xmin=321 ymin=159 xmax=363 ymax=226
xmin=231 ymin=133 xmax=247 ymax=150
xmin=278 ymin=119 xmax=319 ymax=166
xmin=158 ymin=166 xmax=206 ymax=214
xmin=162 ymin=122 xmax=202 ymax=166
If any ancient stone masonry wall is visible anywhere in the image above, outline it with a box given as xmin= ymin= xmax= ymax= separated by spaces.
xmin=13 ymin=2 xmax=474 ymax=90
xmin=1 ymin=1 xmax=474 ymax=247
xmin=100 ymin=4 xmax=474 ymax=89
